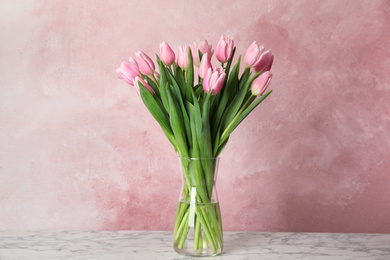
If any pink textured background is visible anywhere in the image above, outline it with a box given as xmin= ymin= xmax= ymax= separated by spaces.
xmin=1 ymin=0 xmax=390 ymax=232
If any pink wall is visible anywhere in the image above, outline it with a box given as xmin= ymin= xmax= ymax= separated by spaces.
xmin=1 ymin=0 xmax=390 ymax=232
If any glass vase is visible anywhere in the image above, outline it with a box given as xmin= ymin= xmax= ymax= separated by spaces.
xmin=173 ymin=157 xmax=223 ymax=257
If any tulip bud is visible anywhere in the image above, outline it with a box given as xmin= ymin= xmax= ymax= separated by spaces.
xmin=116 ymin=61 xmax=141 ymax=86
xmin=198 ymin=53 xmax=212 ymax=78
xmin=177 ymin=45 xmax=190 ymax=69
xmin=133 ymin=76 xmax=154 ymax=96
xmin=135 ymin=51 xmax=155 ymax=75
xmin=251 ymin=71 xmax=272 ymax=96
xmin=190 ymin=42 xmax=200 ymax=66
xmin=263 ymin=55 xmax=274 ymax=72
xmin=202 ymin=68 xmax=226 ymax=95
xmin=159 ymin=41 xmax=175 ymax=66
xmin=244 ymin=41 xmax=265 ymax=67
xmin=215 ymin=35 xmax=234 ymax=63
xmin=253 ymin=49 xmax=273 ymax=73
xmin=198 ymin=40 xmax=214 ymax=58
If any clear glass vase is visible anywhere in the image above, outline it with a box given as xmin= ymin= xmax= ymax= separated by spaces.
xmin=173 ymin=157 xmax=223 ymax=257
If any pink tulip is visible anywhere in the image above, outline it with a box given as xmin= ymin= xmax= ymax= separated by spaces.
xmin=263 ymin=55 xmax=274 ymax=72
xmin=253 ymin=49 xmax=273 ymax=73
xmin=203 ymin=68 xmax=226 ymax=95
xmin=159 ymin=42 xmax=175 ymax=66
xmin=198 ymin=53 xmax=212 ymax=78
xmin=133 ymin=76 xmax=154 ymax=96
xmin=190 ymin=42 xmax=200 ymax=66
xmin=251 ymin=71 xmax=272 ymax=96
xmin=198 ymin=40 xmax=214 ymax=58
xmin=244 ymin=41 xmax=265 ymax=67
xmin=215 ymin=35 xmax=234 ymax=63
xmin=177 ymin=45 xmax=190 ymax=69
xmin=116 ymin=61 xmax=141 ymax=86
xmin=135 ymin=51 xmax=155 ymax=75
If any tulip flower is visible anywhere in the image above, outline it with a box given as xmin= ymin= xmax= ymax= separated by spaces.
xmin=177 ymin=45 xmax=190 ymax=70
xmin=244 ymin=41 xmax=265 ymax=67
xmin=135 ymin=51 xmax=155 ymax=75
xmin=253 ymin=49 xmax=273 ymax=73
xmin=251 ymin=71 xmax=272 ymax=96
xmin=198 ymin=40 xmax=214 ymax=58
xmin=116 ymin=61 xmax=141 ymax=86
xmin=133 ymin=76 xmax=154 ymax=96
xmin=160 ymin=42 xmax=175 ymax=66
xmin=203 ymin=68 xmax=226 ymax=95
xmin=215 ymin=35 xmax=234 ymax=63
xmin=198 ymin=53 xmax=212 ymax=78
xmin=262 ymin=55 xmax=274 ymax=72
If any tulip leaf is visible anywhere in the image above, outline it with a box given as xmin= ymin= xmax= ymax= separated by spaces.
xmin=167 ymin=86 xmax=189 ymax=158
xmin=186 ymin=48 xmax=194 ymax=100
xmin=168 ymin=71 xmax=192 ymax=148
xmin=219 ymin=71 xmax=257 ymax=135
xmin=239 ymin=67 xmax=251 ymax=85
xmin=144 ymin=75 xmax=160 ymax=98
xmin=211 ymin=56 xmax=241 ymax=140
xmin=194 ymin=84 xmax=204 ymax=98
xmin=223 ymin=48 xmax=236 ymax=86
xmin=218 ymin=90 xmax=272 ymax=148
xmin=215 ymin=135 xmax=229 ymax=158
xmin=174 ymin=64 xmax=187 ymax=97
xmin=186 ymin=102 xmax=200 ymax=158
xmin=200 ymin=92 xmax=213 ymax=159
xmin=139 ymin=83 xmax=177 ymax=150
xmin=156 ymin=56 xmax=170 ymax=112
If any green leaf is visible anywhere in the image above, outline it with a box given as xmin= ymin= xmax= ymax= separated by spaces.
xmin=186 ymin=102 xmax=200 ymax=158
xmin=218 ymin=90 xmax=272 ymax=148
xmin=219 ymin=70 xmax=257 ymax=134
xmin=194 ymin=84 xmax=204 ymax=98
xmin=174 ymin=64 xmax=187 ymax=97
xmin=156 ymin=56 xmax=170 ymax=112
xmin=186 ymin=47 xmax=194 ymax=99
xmin=139 ymin=83 xmax=177 ymax=150
xmin=215 ymin=136 xmax=229 ymax=157
xmin=167 ymin=86 xmax=189 ymax=157
xmin=144 ymin=75 xmax=160 ymax=98
xmin=200 ymin=92 xmax=213 ymax=159
xmin=211 ymin=56 xmax=241 ymax=141
xmin=167 ymin=71 xmax=192 ymax=149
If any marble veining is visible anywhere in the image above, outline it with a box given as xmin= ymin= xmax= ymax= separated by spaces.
xmin=0 ymin=231 xmax=389 ymax=260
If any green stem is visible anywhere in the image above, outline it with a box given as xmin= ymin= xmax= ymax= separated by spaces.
xmin=175 ymin=210 xmax=189 ymax=243
xmin=174 ymin=202 xmax=187 ymax=235
xmin=205 ymin=203 xmax=223 ymax=247
xmin=178 ymin=215 xmax=190 ymax=249
xmin=152 ymin=74 xmax=159 ymax=88
xmin=198 ymin=206 xmax=217 ymax=253
xmin=194 ymin=216 xmax=201 ymax=251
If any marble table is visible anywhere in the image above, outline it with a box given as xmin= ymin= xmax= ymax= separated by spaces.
xmin=0 ymin=231 xmax=389 ymax=260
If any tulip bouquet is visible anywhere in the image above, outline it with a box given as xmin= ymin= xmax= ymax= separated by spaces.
xmin=116 ymin=35 xmax=273 ymax=256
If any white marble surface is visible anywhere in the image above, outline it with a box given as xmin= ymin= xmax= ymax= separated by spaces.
xmin=0 ymin=231 xmax=389 ymax=260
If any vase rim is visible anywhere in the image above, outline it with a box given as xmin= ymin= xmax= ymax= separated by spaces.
xmin=179 ymin=156 xmax=219 ymax=160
